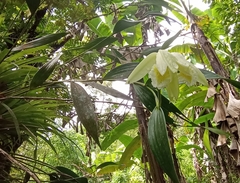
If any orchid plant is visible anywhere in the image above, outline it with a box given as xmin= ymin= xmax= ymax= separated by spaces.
xmin=127 ymin=50 xmax=208 ymax=101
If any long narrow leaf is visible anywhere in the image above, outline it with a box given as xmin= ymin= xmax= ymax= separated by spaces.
xmin=30 ymin=54 xmax=61 ymax=88
xmin=119 ymin=135 xmax=141 ymax=169
xmin=103 ymin=63 xmax=138 ymax=81
xmin=85 ymin=82 xmax=132 ymax=100
xmin=12 ymin=33 xmax=67 ymax=51
xmin=113 ymin=19 xmax=141 ymax=34
xmin=148 ymin=107 xmax=179 ymax=182
xmin=0 ymin=102 xmax=21 ymax=139
xmin=26 ymin=0 xmax=40 ymax=14
xmin=101 ymin=120 xmax=138 ymax=150
xmin=161 ymin=30 xmax=182 ymax=49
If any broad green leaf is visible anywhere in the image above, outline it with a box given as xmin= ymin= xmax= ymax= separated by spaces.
xmin=118 ymin=135 xmax=133 ymax=147
xmin=81 ymin=37 xmax=117 ymax=50
xmin=0 ymin=48 xmax=9 ymax=64
xmin=87 ymin=17 xmax=112 ymax=36
xmin=113 ymin=19 xmax=141 ymax=34
xmin=177 ymin=90 xmax=209 ymax=110
xmin=103 ymin=62 xmax=138 ymax=81
xmin=123 ymin=24 xmax=143 ymax=46
xmin=101 ymin=120 xmax=138 ymax=150
xmin=168 ymin=43 xmax=194 ymax=53
xmin=71 ymin=82 xmax=100 ymax=148
xmin=161 ymin=30 xmax=182 ymax=49
xmin=97 ymin=164 xmax=119 ymax=175
xmin=12 ymin=33 xmax=67 ymax=51
xmin=85 ymin=82 xmax=132 ymax=100
xmin=96 ymin=162 xmax=118 ymax=169
xmin=224 ymin=78 xmax=240 ymax=89
xmin=26 ymin=0 xmax=40 ymax=14
xmin=194 ymin=113 xmax=215 ymax=124
xmin=111 ymin=48 xmax=126 ymax=61
xmin=200 ymin=69 xmax=222 ymax=80
xmin=172 ymin=10 xmax=187 ymax=24
xmin=133 ymin=83 xmax=188 ymax=122
xmin=148 ymin=108 xmax=179 ymax=183
xmin=30 ymin=54 xmax=61 ymax=88
xmin=200 ymin=69 xmax=240 ymax=89
xmin=176 ymin=144 xmax=203 ymax=151
xmin=56 ymin=166 xmax=79 ymax=178
xmin=119 ymin=135 xmax=141 ymax=169
xmin=203 ymin=124 xmax=213 ymax=159
xmin=133 ymin=84 xmax=156 ymax=111
xmin=205 ymin=127 xmax=230 ymax=136
xmin=141 ymin=47 xmax=161 ymax=56
xmin=55 ymin=166 xmax=88 ymax=183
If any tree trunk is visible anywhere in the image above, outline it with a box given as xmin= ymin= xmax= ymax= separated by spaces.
xmin=191 ymin=22 xmax=240 ymax=182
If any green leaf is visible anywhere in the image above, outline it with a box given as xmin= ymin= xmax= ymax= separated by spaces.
xmin=205 ymin=127 xmax=230 ymax=136
xmin=176 ymin=144 xmax=203 ymax=152
xmin=87 ymin=17 xmax=112 ymax=37
xmin=161 ymin=30 xmax=182 ymax=49
xmin=133 ymin=84 xmax=156 ymax=111
xmin=71 ymin=82 xmax=100 ymax=148
xmin=12 ymin=33 xmax=67 ymax=51
xmin=168 ymin=43 xmax=194 ymax=53
xmin=113 ymin=19 xmax=141 ymax=34
xmin=177 ymin=90 xmax=209 ymax=110
xmin=30 ymin=54 xmax=60 ymax=88
xmin=101 ymin=120 xmax=138 ymax=150
xmin=200 ymin=69 xmax=240 ymax=89
xmin=26 ymin=0 xmax=40 ymax=14
xmin=56 ymin=166 xmax=79 ymax=178
xmin=203 ymin=124 xmax=213 ymax=159
xmin=200 ymin=69 xmax=222 ymax=80
xmin=133 ymin=83 xmax=188 ymax=122
xmin=119 ymin=135 xmax=141 ymax=169
xmin=0 ymin=102 xmax=20 ymax=139
xmin=148 ymin=107 xmax=179 ymax=183
xmin=96 ymin=162 xmax=118 ymax=169
xmin=118 ymin=135 xmax=133 ymax=147
xmin=194 ymin=113 xmax=215 ymax=124
xmin=55 ymin=166 xmax=88 ymax=183
xmin=97 ymin=164 xmax=119 ymax=175
xmin=81 ymin=37 xmax=117 ymax=50
xmin=85 ymin=82 xmax=132 ymax=100
xmin=103 ymin=63 xmax=138 ymax=81
xmin=0 ymin=48 xmax=9 ymax=64
xmin=141 ymin=47 xmax=161 ymax=56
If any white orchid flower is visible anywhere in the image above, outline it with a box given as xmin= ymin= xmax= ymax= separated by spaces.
xmin=172 ymin=53 xmax=208 ymax=86
xmin=127 ymin=50 xmax=208 ymax=101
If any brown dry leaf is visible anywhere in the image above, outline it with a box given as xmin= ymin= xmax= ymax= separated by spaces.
xmin=226 ymin=117 xmax=238 ymax=134
xmin=213 ymin=94 xmax=227 ymax=124
xmin=227 ymin=93 xmax=240 ymax=118
xmin=217 ymin=122 xmax=228 ymax=146
xmin=234 ymin=118 xmax=240 ymax=139
xmin=204 ymin=83 xmax=217 ymax=102
xmin=230 ymin=137 xmax=238 ymax=151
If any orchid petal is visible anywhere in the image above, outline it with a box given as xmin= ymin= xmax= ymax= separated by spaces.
xmin=156 ymin=50 xmax=178 ymax=75
xmin=127 ymin=52 xmax=157 ymax=84
xmin=166 ymin=72 xmax=179 ymax=101
xmin=149 ymin=65 xmax=172 ymax=89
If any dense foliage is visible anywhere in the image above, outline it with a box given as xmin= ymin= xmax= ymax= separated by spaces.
xmin=1 ymin=0 xmax=240 ymax=182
